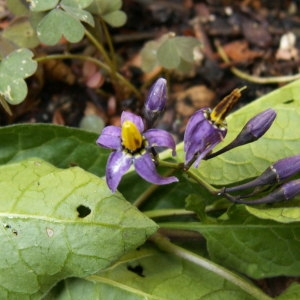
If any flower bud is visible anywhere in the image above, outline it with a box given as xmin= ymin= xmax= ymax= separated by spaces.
xmin=206 ymin=109 xmax=276 ymax=159
xmin=144 ymin=78 xmax=167 ymax=126
xmin=225 ymin=179 xmax=300 ymax=205
xmin=224 ymin=154 xmax=300 ymax=193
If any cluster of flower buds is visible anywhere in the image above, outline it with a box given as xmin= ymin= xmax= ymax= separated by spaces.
xmin=222 ymin=155 xmax=300 ymax=204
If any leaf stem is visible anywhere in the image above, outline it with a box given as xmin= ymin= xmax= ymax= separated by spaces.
xmin=35 ymin=54 xmax=141 ymax=98
xmin=133 ymin=168 xmax=177 ymax=208
xmin=150 ymin=232 xmax=272 ymax=300
xmin=215 ymin=40 xmax=300 ymax=84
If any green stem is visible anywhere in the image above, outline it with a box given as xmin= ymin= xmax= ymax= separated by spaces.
xmin=150 ymin=232 xmax=272 ymax=300
xmin=216 ymin=39 xmax=300 ymax=84
xmin=133 ymin=168 xmax=177 ymax=208
xmin=84 ymin=28 xmax=112 ymax=67
xmin=35 ymin=54 xmax=141 ymax=98
xmin=132 ymin=183 xmax=160 ymax=208
xmin=185 ymin=169 xmax=219 ymax=194
xmin=144 ymin=209 xmax=195 ymax=219
xmin=100 ymin=19 xmax=117 ymax=73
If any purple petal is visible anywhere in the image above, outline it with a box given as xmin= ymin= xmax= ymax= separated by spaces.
xmin=144 ymin=129 xmax=176 ymax=156
xmin=96 ymin=126 xmax=121 ymax=150
xmin=184 ymin=109 xmax=208 ymax=152
xmin=121 ymin=111 xmax=144 ymax=132
xmin=106 ymin=151 xmax=132 ymax=192
xmin=134 ymin=153 xmax=178 ymax=185
xmin=184 ymin=119 xmax=226 ymax=167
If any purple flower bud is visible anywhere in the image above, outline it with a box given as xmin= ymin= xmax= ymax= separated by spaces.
xmin=225 ymin=154 xmax=300 ymax=193
xmin=206 ymin=109 xmax=276 ymax=159
xmin=144 ymin=78 xmax=167 ymax=126
xmin=245 ymin=108 xmax=277 ymax=139
xmin=225 ymin=179 xmax=300 ymax=205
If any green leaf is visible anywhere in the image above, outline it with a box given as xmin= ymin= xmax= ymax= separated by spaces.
xmin=246 ymin=203 xmax=300 ymax=223
xmin=45 ymin=246 xmax=256 ymax=300
xmin=102 ymin=10 xmax=127 ymax=27
xmin=0 ymin=159 xmax=158 ymax=299
xmin=7 ymin=0 xmax=30 ymax=15
xmin=37 ymin=8 xmax=85 ymax=45
xmin=61 ymin=0 xmax=94 ymax=9
xmin=0 ymin=48 xmax=37 ymax=104
xmin=28 ymin=0 xmax=59 ymax=12
xmin=61 ymin=4 xmax=95 ymax=26
xmin=86 ymin=0 xmax=127 ymax=27
xmin=2 ymin=17 xmax=40 ymax=48
xmin=0 ymin=124 xmax=108 ymax=177
xmin=161 ymin=205 xmax=300 ymax=279
xmin=157 ymin=36 xmax=200 ymax=70
xmin=276 ymin=282 xmax=300 ymax=300
xmin=176 ymin=78 xmax=300 ymax=186
xmin=87 ymin=0 xmax=122 ymax=14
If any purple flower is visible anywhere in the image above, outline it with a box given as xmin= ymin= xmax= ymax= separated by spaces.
xmin=184 ymin=87 xmax=245 ymax=168
xmin=144 ymin=78 xmax=167 ymax=126
xmin=97 ymin=111 xmax=178 ymax=192
xmin=184 ymin=108 xmax=227 ymax=168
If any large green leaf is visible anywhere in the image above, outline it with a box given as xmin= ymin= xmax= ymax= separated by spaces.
xmin=0 ymin=48 xmax=37 ymax=104
xmin=175 ymin=78 xmax=300 ymax=186
xmin=45 ymin=246 xmax=256 ymax=300
xmin=0 ymin=159 xmax=157 ymax=299
xmin=161 ymin=205 xmax=300 ymax=279
xmin=0 ymin=123 xmax=108 ymax=177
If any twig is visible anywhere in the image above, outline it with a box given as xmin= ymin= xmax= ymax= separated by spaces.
xmin=215 ymin=40 xmax=300 ymax=84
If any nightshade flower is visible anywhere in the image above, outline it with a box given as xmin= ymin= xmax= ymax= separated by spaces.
xmin=144 ymin=77 xmax=167 ymax=126
xmin=184 ymin=88 xmax=245 ymax=168
xmin=97 ymin=111 xmax=178 ymax=192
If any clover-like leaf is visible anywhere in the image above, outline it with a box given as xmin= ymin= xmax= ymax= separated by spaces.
xmin=157 ymin=36 xmax=200 ymax=70
xmin=86 ymin=0 xmax=127 ymax=27
xmin=0 ymin=48 xmax=37 ymax=105
xmin=28 ymin=0 xmax=59 ymax=12
xmin=7 ymin=0 xmax=30 ymax=15
xmin=2 ymin=17 xmax=40 ymax=48
xmin=61 ymin=0 xmax=95 ymax=25
xmin=0 ymin=159 xmax=158 ymax=299
xmin=37 ymin=8 xmax=85 ymax=45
